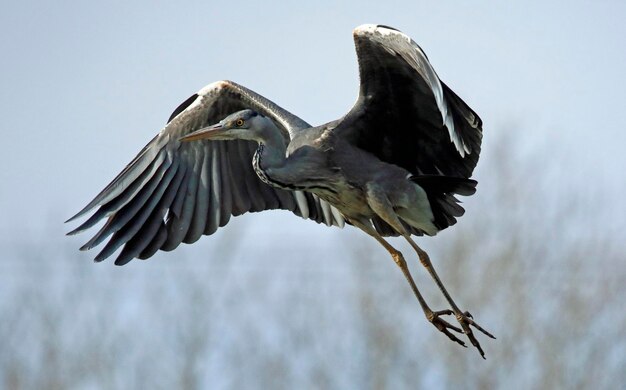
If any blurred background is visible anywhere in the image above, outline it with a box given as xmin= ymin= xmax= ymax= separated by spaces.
xmin=1 ymin=1 xmax=625 ymax=389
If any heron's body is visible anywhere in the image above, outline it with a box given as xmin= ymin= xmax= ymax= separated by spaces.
xmin=256 ymin=125 xmax=437 ymax=235
xmin=68 ymin=24 xmax=495 ymax=357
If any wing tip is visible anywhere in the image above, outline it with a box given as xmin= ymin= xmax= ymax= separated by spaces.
xmin=65 ymin=204 xmax=94 ymax=224
xmin=113 ymin=253 xmax=134 ymax=266
xmin=66 ymin=227 xmax=84 ymax=237
xmin=353 ymin=24 xmax=407 ymax=39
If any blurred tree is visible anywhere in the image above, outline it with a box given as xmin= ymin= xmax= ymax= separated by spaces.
xmin=0 ymin=131 xmax=624 ymax=389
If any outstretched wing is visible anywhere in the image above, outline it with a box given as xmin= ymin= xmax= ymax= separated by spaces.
xmin=334 ymin=24 xmax=483 ymax=178
xmin=67 ymin=80 xmax=343 ymax=265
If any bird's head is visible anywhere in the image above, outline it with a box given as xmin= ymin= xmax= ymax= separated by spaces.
xmin=180 ymin=109 xmax=271 ymax=143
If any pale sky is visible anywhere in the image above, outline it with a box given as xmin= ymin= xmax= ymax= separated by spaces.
xmin=1 ymin=2 xmax=625 ymax=386
xmin=1 ymin=0 xmax=624 ymax=251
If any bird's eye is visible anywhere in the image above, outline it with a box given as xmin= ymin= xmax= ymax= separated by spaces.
xmin=235 ymin=119 xmax=245 ymax=127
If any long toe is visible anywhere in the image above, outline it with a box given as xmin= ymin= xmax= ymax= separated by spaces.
xmin=463 ymin=311 xmax=496 ymax=339
xmin=427 ymin=309 xmax=466 ymax=347
xmin=454 ymin=311 xmax=495 ymax=359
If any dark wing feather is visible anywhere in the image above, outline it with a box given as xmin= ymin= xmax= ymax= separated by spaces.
xmin=67 ymin=81 xmax=343 ymax=265
xmin=334 ymin=25 xmax=483 ymax=178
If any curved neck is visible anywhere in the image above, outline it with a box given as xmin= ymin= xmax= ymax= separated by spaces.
xmin=251 ymin=122 xmax=296 ymax=190
xmin=253 ymin=142 xmax=296 ymax=190
xmin=256 ymin=135 xmax=286 ymax=170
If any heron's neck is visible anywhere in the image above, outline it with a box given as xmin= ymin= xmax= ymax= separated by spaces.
xmin=256 ymin=132 xmax=287 ymax=170
xmin=252 ymin=131 xmax=296 ymax=190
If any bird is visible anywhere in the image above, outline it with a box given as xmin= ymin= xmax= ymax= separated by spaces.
xmin=67 ymin=24 xmax=494 ymax=357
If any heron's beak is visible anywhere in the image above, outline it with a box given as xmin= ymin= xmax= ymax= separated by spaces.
xmin=179 ymin=123 xmax=225 ymax=142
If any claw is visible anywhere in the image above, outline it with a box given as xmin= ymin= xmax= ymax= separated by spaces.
xmin=427 ymin=309 xmax=466 ymax=347
xmin=425 ymin=308 xmax=495 ymax=358
xmin=453 ymin=311 xmax=495 ymax=359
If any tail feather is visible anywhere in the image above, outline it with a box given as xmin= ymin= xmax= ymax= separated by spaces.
xmin=410 ymin=175 xmax=477 ymax=231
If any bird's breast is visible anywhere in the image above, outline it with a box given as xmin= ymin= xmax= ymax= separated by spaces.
xmin=252 ymin=146 xmax=299 ymax=191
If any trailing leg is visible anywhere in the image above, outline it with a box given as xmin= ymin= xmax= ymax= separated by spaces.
xmin=351 ymin=219 xmax=466 ymax=347
xmin=404 ymin=235 xmax=495 ymax=359
xmin=365 ymin=181 xmax=494 ymax=357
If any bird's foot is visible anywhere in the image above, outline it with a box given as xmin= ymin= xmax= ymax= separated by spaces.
xmin=426 ymin=309 xmax=495 ymax=359
xmin=426 ymin=309 xmax=467 ymax=348
xmin=453 ymin=310 xmax=496 ymax=359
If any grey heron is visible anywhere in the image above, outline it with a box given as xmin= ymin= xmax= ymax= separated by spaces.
xmin=68 ymin=24 xmax=494 ymax=357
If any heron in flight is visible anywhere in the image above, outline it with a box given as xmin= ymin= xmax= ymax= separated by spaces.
xmin=68 ymin=24 xmax=494 ymax=357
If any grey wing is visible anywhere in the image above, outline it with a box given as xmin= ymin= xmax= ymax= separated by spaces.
xmin=67 ymin=81 xmax=343 ymax=265
xmin=334 ymin=24 xmax=483 ymax=178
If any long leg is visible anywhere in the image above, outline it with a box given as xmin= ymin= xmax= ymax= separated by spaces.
xmin=365 ymin=183 xmax=494 ymax=358
xmin=404 ymin=236 xmax=496 ymax=358
xmin=350 ymin=219 xmax=467 ymax=347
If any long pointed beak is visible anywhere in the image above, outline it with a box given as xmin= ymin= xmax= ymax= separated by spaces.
xmin=179 ymin=123 xmax=225 ymax=142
